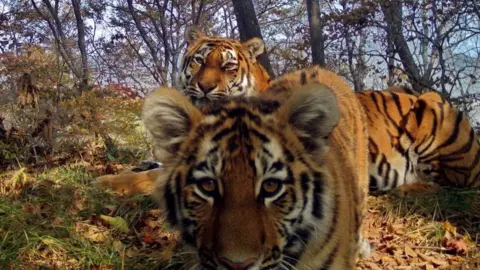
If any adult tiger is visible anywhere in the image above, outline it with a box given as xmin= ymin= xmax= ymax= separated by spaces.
xmin=143 ymin=66 xmax=369 ymax=269
xmin=179 ymin=25 xmax=271 ymax=105
xmin=356 ymin=89 xmax=419 ymax=193
xmin=357 ymin=88 xmax=480 ymax=193
xmin=398 ymin=91 xmax=480 ymax=188
xmin=94 ymin=26 xmax=272 ymax=194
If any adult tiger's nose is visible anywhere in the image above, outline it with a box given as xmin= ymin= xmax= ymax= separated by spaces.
xmin=218 ymin=257 xmax=257 ymax=270
xmin=198 ymin=81 xmax=216 ymax=93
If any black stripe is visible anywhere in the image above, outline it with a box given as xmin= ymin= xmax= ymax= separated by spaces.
xmin=311 ymin=173 xmax=324 ymax=219
xmin=320 ymin=243 xmax=339 ymax=270
xmin=300 ymin=71 xmax=307 ymax=85
xmin=414 ymin=100 xmax=427 ymax=127
xmin=369 ymin=175 xmax=378 ymax=192
xmin=300 ymin=173 xmax=310 ymax=212
xmin=250 ymin=128 xmax=270 ymax=142
xmin=164 ymin=175 xmax=178 ymax=226
xmin=421 ymin=111 xmax=463 ymax=161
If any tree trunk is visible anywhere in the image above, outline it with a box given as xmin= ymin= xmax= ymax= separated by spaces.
xmin=381 ymin=0 xmax=433 ymax=90
xmin=127 ymin=0 xmax=165 ymax=84
xmin=71 ymin=0 xmax=89 ymax=93
xmin=231 ymin=0 xmax=275 ymax=78
xmin=306 ymin=0 xmax=326 ymax=66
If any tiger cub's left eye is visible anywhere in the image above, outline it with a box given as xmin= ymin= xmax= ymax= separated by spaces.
xmin=222 ymin=63 xmax=237 ymax=71
xmin=261 ymin=179 xmax=282 ymax=197
xmin=198 ymin=178 xmax=216 ymax=193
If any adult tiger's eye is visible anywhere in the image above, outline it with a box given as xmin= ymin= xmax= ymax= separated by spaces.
xmin=199 ymin=178 xmax=216 ymax=193
xmin=222 ymin=63 xmax=237 ymax=71
xmin=261 ymin=179 xmax=281 ymax=196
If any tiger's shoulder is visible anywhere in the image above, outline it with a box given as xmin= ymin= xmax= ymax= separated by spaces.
xmin=263 ymin=66 xmax=369 ymax=188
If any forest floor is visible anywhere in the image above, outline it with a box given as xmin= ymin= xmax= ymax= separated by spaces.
xmin=1 ymin=160 xmax=479 ymax=270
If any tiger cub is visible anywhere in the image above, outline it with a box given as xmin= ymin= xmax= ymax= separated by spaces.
xmin=143 ymin=66 xmax=369 ymax=269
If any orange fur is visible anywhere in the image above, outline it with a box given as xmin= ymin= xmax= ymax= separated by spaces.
xmin=358 ymin=87 xmax=480 ymax=192
xmin=143 ymin=66 xmax=369 ymax=268
xmin=93 ymin=169 xmax=162 ymax=195
xmin=399 ymin=91 xmax=480 ymax=188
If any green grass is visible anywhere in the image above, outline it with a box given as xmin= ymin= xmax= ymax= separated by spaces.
xmin=2 ymin=163 xmax=480 ymax=269
xmin=0 ymin=165 xmax=178 ymax=269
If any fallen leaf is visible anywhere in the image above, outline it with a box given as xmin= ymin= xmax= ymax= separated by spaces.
xmin=75 ymin=223 xmax=108 ymax=243
xmin=371 ymin=252 xmax=382 ymax=263
xmin=425 ymin=264 xmax=434 ymax=270
xmin=382 ymin=256 xmax=397 ymax=264
xmin=99 ymin=215 xmax=129 ymax=233
xmin=442 ymin=221 xmax=457 ymax=235
xmin=430 ymin=258 xmax=448 ymax=267
xmin=444 ymin=238 xmax=468 ymax=255
xmin=363 ymin=262 xmax=382 ymax=270
xmin=125 ymin=248 xmax=135 ymax=258
xmin=418 ymin=253 xmax=432 ymax=262
xmin=405 ymin=245 xmax=418 ymax=258
xmin=143 ymin=231 xmax=154 ymax=244
xmin=112 ymin=240 xmax=125 ymax=254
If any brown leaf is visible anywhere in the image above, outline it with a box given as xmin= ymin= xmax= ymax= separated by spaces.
xmin=430 ymin=258 xmax=448 ymax=267
xmin=143 ymin=231 xmax=154 ymax=244
xmin=371 ymin=252 xmax=382 ymax=263
xmin=75 ymin=222 xmax=108 ymax=243
xmin=442 ymin=221 xmax=457 ymax=235
xmin=405 ymin=245 xmax=418 ymax=258
xmin=444 ymin=238 xmax=468 ymax=255
xmin=382 ymin=256 xmax=397 ymax=264
xmin=363 ymin=262 xmax=383 ymax=270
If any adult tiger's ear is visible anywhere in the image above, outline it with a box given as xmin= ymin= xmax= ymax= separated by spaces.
xmin=142 ymin=87 xmax=202 ymax=164
xmin=279 ymin=83 xmax=340 ymax=154
xmin=184 ymin=25 xmax=205 ymax=45
xmin=242 ymin=37 xmax=265 ymax=61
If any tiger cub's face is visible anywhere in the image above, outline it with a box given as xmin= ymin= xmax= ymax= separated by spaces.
xmin=179 ymin=26 xmax=268 ymax=106
xmin=143 ymin=85 xmax=339 ymax=270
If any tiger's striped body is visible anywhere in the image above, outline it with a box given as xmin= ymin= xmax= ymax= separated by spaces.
xmin=356 ymin=90 xmax=418 ymax=193
xmin=399 ymin=92 xmax=480 ymax=188
xmin=143 ymin=66 xmax=369 ymax=269
xmin=358 ymin=88 xmax=480 ymax=193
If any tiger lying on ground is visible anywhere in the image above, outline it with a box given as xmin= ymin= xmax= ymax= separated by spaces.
xmin=398 ymin=91 xmax=480 ymax=188
xmin=357 ymin=87 xmax=480 ymax=193
xmin=179 ymin=25 xmax=271 ymax=105
xmin=143 ymin=66 xmax=369 ymax=269
xmin=94 ymin=26 xmax=272 ymax=194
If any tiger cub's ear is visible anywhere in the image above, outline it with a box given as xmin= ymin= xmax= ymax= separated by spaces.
xmin=279 ymin=83 xmax=340 ymax=154
xmin=184 ymin=25 xmax=205 ymax=45
xmin=142 ymin=87 xmax=202 ymax=163
xmin=242 ymin=37 xmax=265 ymax=61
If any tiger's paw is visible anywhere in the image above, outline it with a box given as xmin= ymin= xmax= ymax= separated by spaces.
xmin=358 ymin=235 xmax=374 ymax=259
xmin=416 ymin=163 xmax=440 ymax=182
xmin=131 ymin=160 xmax=163 ymax=172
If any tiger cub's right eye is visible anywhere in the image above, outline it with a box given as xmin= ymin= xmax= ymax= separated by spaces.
xmin=197 ymin=178 xmax=217 ymax=194
xmin=194 ymin=56 xmax=204 ymax=65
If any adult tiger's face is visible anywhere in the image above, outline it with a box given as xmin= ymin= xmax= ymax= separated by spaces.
xmin=179 ymin=26 xmax=270 ymax=106
xmin=143 ymin=86 xmax=338 ymax=270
